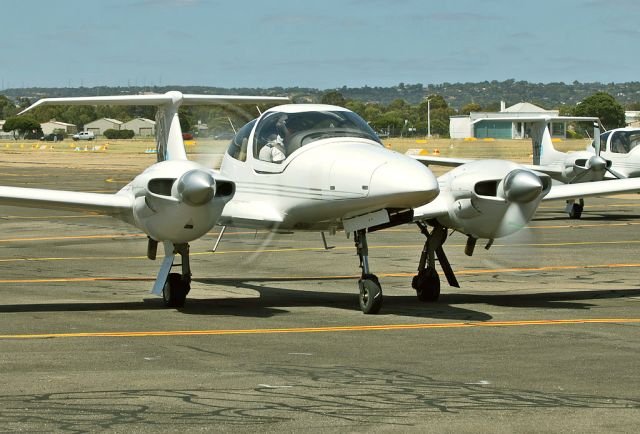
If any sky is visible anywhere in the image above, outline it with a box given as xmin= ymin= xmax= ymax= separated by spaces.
xmin=1 ymin=0 xmax=638 ymax=89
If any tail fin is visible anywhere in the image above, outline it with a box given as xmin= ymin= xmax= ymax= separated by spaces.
xmin=530 ymin=121 xmax=561 ymax=165
xmin=19 ymin=91 xmax=289 ymax=162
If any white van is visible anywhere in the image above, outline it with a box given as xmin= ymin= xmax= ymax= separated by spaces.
xmin=72 ymin=131 xmax=95 ymax=141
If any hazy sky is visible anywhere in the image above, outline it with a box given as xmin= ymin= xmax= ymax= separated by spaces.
xmin=1 ymin=0 xmax=637 ymax=89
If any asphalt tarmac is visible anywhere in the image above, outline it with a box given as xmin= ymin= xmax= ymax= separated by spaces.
xmin=1 ymin=160 xmax=640 ymax=432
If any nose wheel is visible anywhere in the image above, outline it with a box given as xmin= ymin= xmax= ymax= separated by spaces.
xmin=354 ymin=230 xmax=383 ymax=314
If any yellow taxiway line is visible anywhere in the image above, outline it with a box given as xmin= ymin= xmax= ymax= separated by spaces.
xmin=1 ymin=318 xmax=639 ymax=340
xmin=2 ymin=262 xmax=640 ymax=284
xmin=1 ymin=239 xmax=640 ymax=264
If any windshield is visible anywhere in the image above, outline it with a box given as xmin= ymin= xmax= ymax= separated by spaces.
xmin=226 ymin=119 xmax=256 ymax=162
xmin=253 ymin=110 xmax=381 ymax=163
xmin=609 ymin=130 xmax=640 ymax=154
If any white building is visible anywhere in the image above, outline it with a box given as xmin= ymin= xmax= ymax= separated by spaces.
xmin=450 ymin=102 xmax=569 ymax=139
xmin=121 ymin=118 xmax=155 ymax=136
xmin=626 ymin=111 xmax=640 ymax=127
xmin=84 ymin=118 xmax=123 ymax=135
xmin=40 ymin=120 xmax=77 ymax=135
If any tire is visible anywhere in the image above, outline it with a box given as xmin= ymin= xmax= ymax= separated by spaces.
xmin=162 ymin=272 xmax=189 ymax=308
xmin=358 ymin=274 xmax=383 ymax=314
xmin=412 ymin=268 xmax=441 ymax=302
xmin=568 ymin=203 xmax=583 ymax=219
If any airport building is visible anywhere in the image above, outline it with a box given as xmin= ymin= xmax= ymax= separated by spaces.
xmin=40 ymin=120 xmax=77 ymax=135
xmin=450 ymin=102 xmax=569 ymax=139
xmin=626 ymin=111 xmax=640 ymax=127
xmin=84 ymin=118 xmax=123 ymax=135
xmin=121 ymin=118 xmax=155 ymax=136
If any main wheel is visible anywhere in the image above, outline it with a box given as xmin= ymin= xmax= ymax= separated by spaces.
xmin=412 ymin=267 xmax=441 ymax=302
xmin=568 ymin=203 xmax=583 ymax=219
xmin=162 ymin=272 xmax=189 ymax=308
xmin=358 ymin=274 xmax=383 ymax=314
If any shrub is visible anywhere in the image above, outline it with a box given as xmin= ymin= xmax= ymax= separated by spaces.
xmin=104 ymin=129 xmax=134 ymax=139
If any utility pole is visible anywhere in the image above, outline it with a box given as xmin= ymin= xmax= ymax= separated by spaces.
xmin=427 ymin=98 xmax=432 ymax=138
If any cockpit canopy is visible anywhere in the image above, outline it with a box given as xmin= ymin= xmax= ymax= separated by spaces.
xmin=592 ymin=129 xmax=640 ymax=154
xmin=251 ymin=110 xmax=382 ymax=164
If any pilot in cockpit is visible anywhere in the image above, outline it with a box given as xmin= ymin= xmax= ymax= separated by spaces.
xmin=259 ymin=114 xmax=290 ymax=163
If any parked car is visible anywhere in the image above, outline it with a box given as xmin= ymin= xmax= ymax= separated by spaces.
xmin=72 ymin=131 xmax=95 ymax=141
xmin=40 ymin=133 xmax=65 ymax=141
xmin=182 ymin=132 xmax=194 ymax=140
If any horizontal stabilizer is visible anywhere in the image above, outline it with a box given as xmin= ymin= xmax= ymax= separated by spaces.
xmin=19 ymin=92 xmax=290 ymax=114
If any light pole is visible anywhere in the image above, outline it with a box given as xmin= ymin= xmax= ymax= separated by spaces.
xmin=427 ymin=98 xmax=432 ymax=138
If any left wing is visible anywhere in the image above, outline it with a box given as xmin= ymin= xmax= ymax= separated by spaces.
xmin=0 ymin=186 xmax=133 ymax=217
xmin=544 ymin=178 xmax=640 ymax=201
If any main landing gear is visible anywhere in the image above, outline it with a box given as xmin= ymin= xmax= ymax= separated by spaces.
xmin=566 ymin=198 xmax=585 ymax=219
xmin=162 ymin=243 xmax=191 ymax=308
xmin=354 ymin=229 xmax=383 ymax=314
xmin=412 ymin=222 xmax=459 ymax=302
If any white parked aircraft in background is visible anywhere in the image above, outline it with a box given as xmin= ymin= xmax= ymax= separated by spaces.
xmin=4 ymin=92 xmax=640 ymax=314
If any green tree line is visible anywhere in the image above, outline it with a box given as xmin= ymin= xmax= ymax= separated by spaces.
xmin=0 ymin=89 xmax=629 ymax=139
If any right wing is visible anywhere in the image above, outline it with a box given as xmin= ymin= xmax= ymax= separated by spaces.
xmin=544 ymin=177 xmax=640 ymax=201
xmin=0 ymin=186 xmax=132 ymax=217
xmin=412 ymin=195 xmax=450 ymax=221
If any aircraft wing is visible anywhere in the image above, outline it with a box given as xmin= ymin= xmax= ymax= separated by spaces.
xmin=411 ymin=155 xmax=473 ymax=167
xmin=410 ymin=154 xmax=568 ymax=180
xmin=521 ymin=164 xmax=564 ymax=177
xmin=0 ymin=186 xmax=132 ymax=216
xmin=544 ymin=178 xmax=640 ymax=201
xmin=412 ymin=195 xmax=450 ymax=221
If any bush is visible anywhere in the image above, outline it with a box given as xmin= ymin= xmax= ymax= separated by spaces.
xmin=103 ymin=129 xmax=134 ymax=139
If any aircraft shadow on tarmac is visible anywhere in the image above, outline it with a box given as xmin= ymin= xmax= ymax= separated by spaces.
xmin=533 ymin=212 xmax=640 ymax=222
xmin=2 ymin=278 xmax=639 ymax=320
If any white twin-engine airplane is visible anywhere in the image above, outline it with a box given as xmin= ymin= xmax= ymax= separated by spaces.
xmin=4 ymin=92 xmax=640 ymax=314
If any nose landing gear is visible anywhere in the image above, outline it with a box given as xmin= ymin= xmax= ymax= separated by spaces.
xmin=354 ymin=229 xmax=383 ymax=314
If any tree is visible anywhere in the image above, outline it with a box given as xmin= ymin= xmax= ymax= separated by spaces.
xmin=2 ymin=116 xmax=42 ymax=139
xmin=321 ymin=90 xmax=346 ymax=107
xmin=459 ymin=102 xmax=482 ymax=115
xmin=573 ymin=92 xmax=625 ymax=129
xmin=0 ymin=95 xmax=17 ymax=119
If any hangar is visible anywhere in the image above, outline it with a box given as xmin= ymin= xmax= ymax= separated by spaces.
xmin=40 ymin=120 xmax=77 ymax=135
xmin=450 ymin=102 xmax=570 ymax=139
xmin=121 ymin=118 xmax=155 ymax=137
xmin=84 ymin=118 xmax=123 ymax=136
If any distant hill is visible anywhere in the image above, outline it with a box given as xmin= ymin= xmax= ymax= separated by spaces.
xmin=3 ymin=80 xmax=640 ymax=109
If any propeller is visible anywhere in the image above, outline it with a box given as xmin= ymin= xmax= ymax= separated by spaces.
xmin=593 ymin=121 xmax=626 ymax=180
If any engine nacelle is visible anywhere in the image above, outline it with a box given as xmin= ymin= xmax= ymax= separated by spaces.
xmin=435 ymin=160 xmax=551 ymax=239
xmin=562 ymin=152 xmax=610 ymax=182
xmin=120 ymin=160 xmax=234 ymax=244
